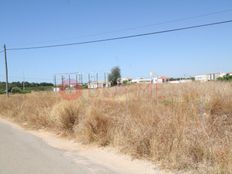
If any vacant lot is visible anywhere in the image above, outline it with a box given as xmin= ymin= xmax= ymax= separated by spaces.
xmin=0 ymin=82 xmax=231 ymax=173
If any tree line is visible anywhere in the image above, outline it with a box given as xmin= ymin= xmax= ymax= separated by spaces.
xmin=0 ymin=81 xmax=54 ymax=94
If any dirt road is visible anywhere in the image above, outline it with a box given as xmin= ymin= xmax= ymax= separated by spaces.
xmin=0 ymin=119 xmax=168 ymax=174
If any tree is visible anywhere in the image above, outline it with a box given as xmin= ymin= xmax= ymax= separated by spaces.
xmin=108 ymin=66 xmax=121 ymax=86
xmin=217 ymin=74 xmax=232 ymax=81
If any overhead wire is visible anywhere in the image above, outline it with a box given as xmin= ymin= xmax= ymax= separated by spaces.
xmin=11 ymin=8 xmax=232 ymax=46
xmin=6 ymin=19 xmax=232 ymax=51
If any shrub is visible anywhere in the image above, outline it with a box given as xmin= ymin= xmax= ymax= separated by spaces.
xmin=11 ymin=87 xmax=22 ymax=94
xmin=50 ymin=101 xmax=82 ymax=134
xmin=0 ymin=89 xmax=5 ymax=94
xmin=77 ymin=106 xmax=112 ymax=146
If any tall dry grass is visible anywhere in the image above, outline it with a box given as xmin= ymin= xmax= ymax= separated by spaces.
xmin=0 ymin=82 xmax=232 ymax=173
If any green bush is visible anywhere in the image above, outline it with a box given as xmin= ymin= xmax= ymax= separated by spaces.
xmin=0 ymin=89 xmax=5 ymax=94
xmin=27 ymin=86 xmax=53 ymax=91
xmin=21 ymin=90 xmax=31 ymax=94
xmin=11 ymin=87 xmax=22 ymax=94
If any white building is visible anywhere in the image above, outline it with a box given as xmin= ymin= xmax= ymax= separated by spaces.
xmin=153 ymin=76 xmax=169 ymax=84
xmin=131 ymin=78 xmax=152 ymax=84
xmin=194 ymin=74 xmax=209 ymax=81
xmin=168 ymin=79 xmax=193 ymax=84
xmin=88 ymin=81 xmax=111 ymax=89
xmin=53 ymin=87 xmax=60 ymax=92
xmin=194 ymin=72 xmax=226 ymax=81
xmin=131 ymin=76 xmax=169 ymax=84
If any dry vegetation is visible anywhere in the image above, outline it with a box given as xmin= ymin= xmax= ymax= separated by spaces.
xmin=0 ymin=82 xmax=232 ymax=173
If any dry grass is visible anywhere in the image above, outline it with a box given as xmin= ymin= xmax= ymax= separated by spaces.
xmin=0 ymin=82 xmax=232 ymax=173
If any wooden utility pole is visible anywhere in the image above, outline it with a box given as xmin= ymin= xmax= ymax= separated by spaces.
xmin=22 ymin=73 xmax=25 ymax=91
xmin=54 ymin=75 xmax=57 ymax=90
xmin=61 ymin=75 xmax=64 ymax=89
xmin=96 ymin=72 xmax=98 ymax=88
xmin=68 ymin=74 xmax=71 ymax=92
xmin=75 ymin=73 xmax=78 ymax=86
xmin=88 ymin=73 xmax=90 ymax=85
xmin=4 ymin=44 xmax=9 ymax=97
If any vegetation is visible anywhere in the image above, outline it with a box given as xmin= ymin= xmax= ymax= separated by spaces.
xmin=11 ymin=87 xmax=23 ymax=94
xmin=0 ymin=81 xmax=54 ymax=94
xmin=0 ymin=89 xmax=5 ymax=94
xmin=168 ymin=77 xmax=195 ymax=81
xmin=108 ymin=66 xmax=121 ymax=86
xmin=0 ymin=82 xmax=232 ymax=173
xmin=122 ymin=80 xmax=130 ymax=85
xmin=217 ymin=74 xmax=232 ymax=81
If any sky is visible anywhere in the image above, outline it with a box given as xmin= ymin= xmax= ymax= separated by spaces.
xmin=0 ymin=0 xmax=232 ymax=82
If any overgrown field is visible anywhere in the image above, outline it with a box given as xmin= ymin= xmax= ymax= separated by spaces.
xmin=0 ymin=82 xmax=232 ymax=173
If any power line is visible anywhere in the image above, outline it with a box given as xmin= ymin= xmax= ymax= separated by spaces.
xmin=6 ymin=19 xmax=232 ymax=51
xmin=110 ymin=8 xmax=232 ymax=32
xmin=10 ymin=8 xmax=232 ymax=46
xmin=0 ymin=50 xmax=4 ymax=54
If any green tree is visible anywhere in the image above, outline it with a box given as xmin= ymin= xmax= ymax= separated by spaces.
xmin=108 ymin=66 xmax=121 ymax=86
xmin=217 ymin=74 xmax=232 ymax=81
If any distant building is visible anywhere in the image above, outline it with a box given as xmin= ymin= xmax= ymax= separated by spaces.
xmin=153 ymin=76 xmax=169 ymax=84
xmin=168 ymin=79 xmax=193 ymax=84
xmin=53 ymin=87 xmax=60 ymax=92
xmin=194 ymin=72 xmax=226 ymax=81
xmin=120 ymin=77 xmax=132 ymax=84
xmin=131 ymin=76 xmax=169 ymax=84
xmin=194 ymin=74 xmax=209 ymax=81
xmin=88 ymin=81 xmax=110 ymax=89
xmin=131 ymin=78 xmax=152 ymax=84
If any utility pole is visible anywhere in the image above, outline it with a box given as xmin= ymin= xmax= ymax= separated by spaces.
xmin=22 ymin=81 xmax=25 ymax=91
xmin=54 ymin=75 xmax=57 ymax=91
xmin=79 ymin=73 xmax=82 ymax=84
xmin=68 ymin=74 xmax=71 ymax=92
xmin=4 ymin=44 xmax=9 ymax=97
xmin=75 ymin=73 xmax=78 ymax=86
xmin=96 ymin=72 xmax=98 ymax=88
xmin=88 ymin=73 xmax=90 ymax=85
xmin=104 ymin=73 xmax=106 ymax=88
xmin=78 ymin=73 xmax=81 ymax=84
xmin=61 ymin=75 xmax=64 ymax=89
xmin=22 ymin=72 xmax=25 ymax=91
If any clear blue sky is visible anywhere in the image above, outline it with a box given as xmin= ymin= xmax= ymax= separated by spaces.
xmin=0 ymin=0 xmax=232 ymax=82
